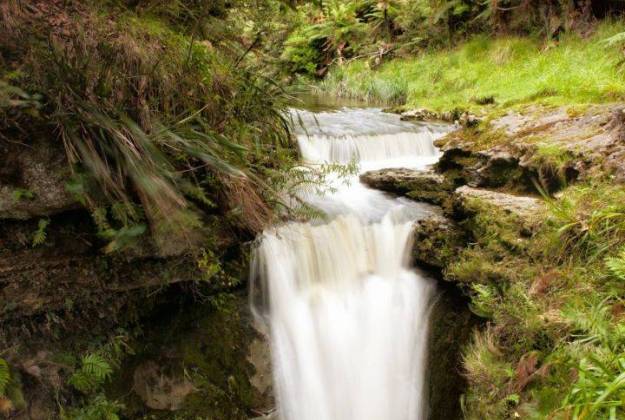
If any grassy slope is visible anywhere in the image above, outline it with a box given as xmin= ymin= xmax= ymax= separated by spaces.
xmin=447 ymin=181 xmax=625 ymax=419
xmin=316 ymin=22 xmax=625 ymax=112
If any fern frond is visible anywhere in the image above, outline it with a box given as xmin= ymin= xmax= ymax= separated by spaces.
xmin=32 ymin=218 xmax=50 ymax=247
xmin=69 ymin=354 xmax=113 ymax=394
xmin=81 ymin=354 xmax=113 ymax=381
xmin=0 ymin=359 xmax=10 ymax=396
xmin=606 ymin=248 xmax=625 ymax=280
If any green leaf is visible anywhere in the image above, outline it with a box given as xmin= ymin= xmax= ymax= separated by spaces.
xmin=0 ymin=358 xmax=10 ymax=396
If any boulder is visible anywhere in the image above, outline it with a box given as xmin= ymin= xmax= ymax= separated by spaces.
xmin=133 ymin=361 xmax=197 ymax=411
xmin=360 ymin=168 xmax=453 ymax=205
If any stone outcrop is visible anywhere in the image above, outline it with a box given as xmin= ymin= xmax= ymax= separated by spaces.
xmin=400 ymin=108 xmax=439 ymax=122
xmin=454 ymin=186 xmax=543 ymax=225
xmin=411 ymin=187 xmax=543 ymax=273
xmin=427 ymin=287 xmax=477 ymax=420
xmin=360 ymin=168 xmax=453 ymax=205
xmin=0 ymin=140 xmax=261 ymax=419
xmin=435 ymin=104 xmax=625 ymax=192
xmin=133 ymin=361 xmax=196 ymax=411
xmin=116 ymin=294 xmax=274 ymax=419
xmin=0 ymin=140 xmax=78 ymax=220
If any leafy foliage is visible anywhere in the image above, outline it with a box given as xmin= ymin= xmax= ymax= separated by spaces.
xmin=62 ymin=394 xmax=123 ymax=420
xmin=278 ymin=0 xmax=608 ymax=78
xmin=564 ymin=356 xmax=625 ymax=419
xmin=317 ymin=22 xmax=625 ymax=109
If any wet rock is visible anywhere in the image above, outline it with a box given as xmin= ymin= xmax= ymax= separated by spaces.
xmin=360 ymin=168 xmax=453 ymax=205
xmin=413 ymin=213 xmax=466 ymax=269
xmin=247 ymin=321 xmax=274 ymax=412
xmin=457 ymin=111 xmax=481 ymax=128
xmin=249 ymin=411 xmax=279 ymax=420
xmin=400 ymin=108 xmax=439 ymax=122
xmin=475 ymin=148 xmax=524 ymax=188
xmin=400 ymin=108 xmax=481 ymax=128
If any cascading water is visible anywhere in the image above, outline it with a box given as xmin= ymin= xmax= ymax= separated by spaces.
xmin=251 ymin=108 xmax=452 ymax=420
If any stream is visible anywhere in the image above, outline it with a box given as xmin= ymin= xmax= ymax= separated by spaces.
xmin=251 ymin=108 xmax=452 ymax=420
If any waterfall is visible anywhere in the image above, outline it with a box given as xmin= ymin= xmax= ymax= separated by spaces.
xmin=251 ymin=108 xmax=451 ymax=420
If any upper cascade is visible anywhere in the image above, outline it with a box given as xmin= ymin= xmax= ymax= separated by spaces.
xmin=292 ymin=108 xmax=451 ymax=171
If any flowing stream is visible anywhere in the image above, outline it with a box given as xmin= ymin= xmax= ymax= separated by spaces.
xmin=251 ymin=108 xmax=452 ymax=420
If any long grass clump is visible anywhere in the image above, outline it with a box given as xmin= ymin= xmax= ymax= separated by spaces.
xmin=0 ymin=0 xmax=296 ymax=241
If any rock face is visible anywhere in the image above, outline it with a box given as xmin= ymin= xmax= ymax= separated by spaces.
xmin=133 ymin=361 xmax=196 ymax=411
xmin=427 ymin=288 xmax=477 ymax=420
xmin=0 ymin=140 xmax=78 ymax=219
xmin=360 ymin=168 xmax=453 ymax=205
xmin=0 ymin=139 xmax=262 ymax=419
xmin=435 ymin=104 xmax=625 ymax=192
xmin=118 ymin=294 xmax=274 ymax=420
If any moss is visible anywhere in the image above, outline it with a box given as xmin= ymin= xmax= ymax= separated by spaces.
xmin=413 ymin=217 xmax=467 ymax=270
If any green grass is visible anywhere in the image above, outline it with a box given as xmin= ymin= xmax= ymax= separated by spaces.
xmin=316 ymin=22 xmax=625 ymax=111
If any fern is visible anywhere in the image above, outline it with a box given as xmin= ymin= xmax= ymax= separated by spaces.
xmin=62 ymin=394 xmax=123 ymax=420
xmin=606 ymin=248 xmax=625 ymax=280
xmin=469 ymin=283 xmax=497 ymax=318
xmin=69 ymin=354 xmax=113 ymax=394
xmin=32 ymin=218 xmax=50 ymax=247
xmin=0 ymin=359 xmax=10 ymax=396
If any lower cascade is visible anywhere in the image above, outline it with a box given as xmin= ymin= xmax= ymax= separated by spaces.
xmin=251 ymin=108 xmax=451 ymax=420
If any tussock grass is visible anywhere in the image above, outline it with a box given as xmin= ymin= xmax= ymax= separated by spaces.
xmin=0 ymin=0 xmax=296 ymax=240
xmin=316 ymin=22 xmax=625 ymax=111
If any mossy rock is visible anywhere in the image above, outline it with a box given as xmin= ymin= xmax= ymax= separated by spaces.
xmin=112 ymin=292 xmax=272 ymax=420
xmin=413 ymin=215 xmax=467 ymax=270
xmin=360 ymin=169 xmax=454 ymax=205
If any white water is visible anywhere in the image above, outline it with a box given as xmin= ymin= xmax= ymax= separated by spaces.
xmin=251 ymin=108 xmax=452 ymax=420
